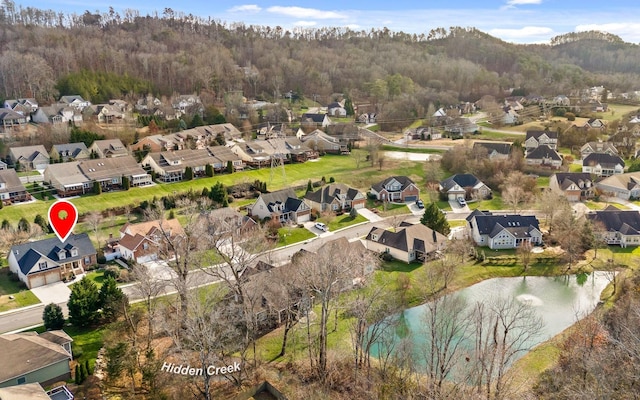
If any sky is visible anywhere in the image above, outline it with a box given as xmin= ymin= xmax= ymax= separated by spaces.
xmin=17 ymin=0 xmax=640 ymax=44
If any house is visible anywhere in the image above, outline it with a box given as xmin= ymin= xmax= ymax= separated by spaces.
xmin=466 ymin=210 xmax=542 ymax=249
xmin=365 ymin=221 xmax=447 ymax=263
xmin=44 ymin=156 xmax=151 ymax=196
xmin=580 ymin=142 xmax=618 ymax=159
xmin=300 ymin=130 xmax=348 ymax=154
xmin=89 ymin=139 xmax=128 ymax=158
xmin=585 ymin=206 xmax=640 ymax=247
xmin=549 ymin=172 xmax=596 ymax=201
xmin=0 ymin=169 xmax=29 ymax=204
xmin=551 ymin=95 xmax=571 ymax=106
xmin=525 ymin=145 xmax=563 ymax=169
xmin=135 ymin=95 xmax=162 ymax=111
xmin=524 ymin=130 xmax=558 ymax=152
xmin=327 ymin=102 xmax=347 ymax=117
xmin=439 ymin=174 xmax=492 ymax=201
xmin=580 ymin=118 xmax=606 ymax=130
xmin=277 ymin=137 xmax=318 ymax=162
xmin=130 ymin=134 xmax=179 ymax=153
xmin=472 ymin=142 xmax=512 ymax=160
xmin=0 ymin=108 xmax=28 ymax=132
xmin=582 ymin=153 xmax=625 ymax=177
xmin=248 ymin=188 xmax=311 ymax=223
xmin=595 ymin=172 xmax=640 ymax=200
xmin=50 ymin=143 xmax=90 ymax=162
xmin=171 ymin=94 xmax=203 ymax=115
xmin=118 ymin=219 xmax=185 ymax=263
xmin=370 ymin=176 xmax=420 ymax=203
xmin=208 ymin=146 xmax=244 ymax=171
xmin=58 ymin=95 xmax=91 ymax=111
xmin=300 ymin=113 xmax=331 ymax=129
xmin=304 ymin=183 xmax=366 ymax=212
xmin=141 ymin=149 xmax=220 ymax=182
xmin=200 ymin=208 xmax=258 ymax=237
xmin=32 ymin=105 xmax=83 ymax=125
xmin=501 ymin=107 xmax=519 ymax=125
xmin=0 ymin=382 xmax=73 ymax=400
xmin=444 ymin=117 xmax=478 ymax=136
xmin=9 ymin=145 xmax=50 ymax=170
xmin=3 ymin=98 xmax=38 ymax=114
xmin=8 ymin=233 xmax=96 ymax=289
xmin=0 ymin=330 xmax=73 ymax=388
xmin=230 ymin=141 xmax=271 ymax=167
xmin=95 ymin=104 xmax=125 ymax=123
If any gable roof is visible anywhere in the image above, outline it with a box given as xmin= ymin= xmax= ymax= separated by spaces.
xmin=77 ymin=156 xmax=148 ymax=181
xmin=0 ymin=382 xmax=52 ymax=400
xmin=525 ymin=130 xmax=558 ymax=140
xmin=581 ymin=141 xmax=617 ymax=155
xmin=9 ymin=233 xmax=96 ymax=275
xmin=526 ymin=145 xmax=562 ymax=160
xmin=366 ymin=223 xmax=446 ymax=254
xmin=470 ymin=211 xmax=540 ymax=238
xmin=440 ymin=174 xmax=485 ymax=191
xmin=473 ymin=141 xmax=512 ymax=156
xmin=0 ymin=108 xmax=27 ymax=122
xmin=91 ymin=139 xmax=128 ymax=157
xmin=0 ymin=169 xmax=26 ymax=196
xmin=553 ymin=172 xmax=594 ymax=190
xmin=301 ymin=113 xmax=328 ymax=123
xmin=583 ymin=152 xmax=625 ymax=168
xmin=52 ymin=142 xmax=89 ymax=158
xmin=0 ymin=332 xmax=72 ymax=384
xmin=304 ymin=183 xmax=363 ymax=204
xmin=597 ymin=172 xmax=640 ymax=191
xmin=257 ymin=188 xmax=304 ymax=213
xmin=146 ymin=149 xmax=221 ymax=172
xmin=9 ymin=145 xmax=49 ymax=162
xmin=371 ymin=175 xmax=416 ymax=192
xmin=586 ymin=208 xmax=640 ymax=235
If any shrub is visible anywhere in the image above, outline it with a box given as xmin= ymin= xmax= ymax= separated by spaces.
xmin=103 ymin=266 xmax=119 ymax=280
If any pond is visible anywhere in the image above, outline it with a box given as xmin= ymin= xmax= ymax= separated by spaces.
xmin=370 ymin=272 xmax=611 ymax=372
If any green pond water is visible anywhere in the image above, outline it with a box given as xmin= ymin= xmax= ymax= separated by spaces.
xmin=370 ymin=272 xmax=611 ymax=369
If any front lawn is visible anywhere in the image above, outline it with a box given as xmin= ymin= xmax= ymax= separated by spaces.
xmin=277 ymin=227 xmax=315 ymax=247
xmin=325 ymin=213 xmax=367 ymax=231
xmin=471 ymin=194 xmax=504 ymax=210
xmin=0 ymin=267 xmax=40 ymax=312
xmin=66 ymin=325 xmax=106 ymax=371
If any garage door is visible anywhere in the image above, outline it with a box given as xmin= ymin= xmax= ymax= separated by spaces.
xmin=404 ymin=196 xmax=417 ymax=202
xmin=297 ymin=213 xmax=311 ymax=223
xmin=29 ymin=275 xmax=45 ymax=289
xmin=44 ymin=271 xmax=61 ymax=285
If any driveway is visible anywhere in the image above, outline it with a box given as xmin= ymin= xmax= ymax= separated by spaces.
xmin=408 ymin=202 xmax=426 ymax=216
xmin=31 ymin=282 xmax=71 ymax=304
xmin=449 ymin=200 xmax=470 ymax=213
xmin=358 ymin=208 xmax=384 ymax=222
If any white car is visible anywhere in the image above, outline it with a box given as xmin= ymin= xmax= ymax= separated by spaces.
xmin=315 ymin=222 xmax=328 ymax=232
xmin=457 ymin=197 xmax=467 ymax=206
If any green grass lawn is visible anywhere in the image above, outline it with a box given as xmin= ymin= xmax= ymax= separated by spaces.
xmin=0 ymin=267 xmax=40 ymax=311
xmin=474 ymin=129 xmax=524 ymax=141
xmin=66 ymin=325 xmax=106 ymax=370
xmin=597 ymin=103 xmax=639 ymax=121
xmin=537 ymin=176 xmax=550 ymax=187
xmin=471 ymin=194 xmax=504 ymax=210
xmin=277 ymin=227 xmax=315 ymax=247
xmin=325 ymin=213 xmax=367 ymax=231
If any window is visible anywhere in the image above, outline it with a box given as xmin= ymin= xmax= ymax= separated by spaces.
xmin=58 ymin=250 xmax=66 ymax=260
xmin=16 ymin=376 xmax=26 ymax=384
xmin=38 ymin=261 xmax=47 ymax=270
xmin=143 ymin=243 xmax=149 ymax=250
xmin=71 ymin=249 xmax=78 ymax=257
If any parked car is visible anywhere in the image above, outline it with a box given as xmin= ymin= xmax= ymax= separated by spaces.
xmin=315 ymin=222 xmax=328 ymax=232
xmin=457 ymin=197 xmax=467 ymax=206
xmin=415 ymin=199 xmax=424 ymax=209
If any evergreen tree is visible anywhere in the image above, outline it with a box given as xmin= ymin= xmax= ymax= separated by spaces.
xmin=99 ymin=276 xmax=127 ymax=323
xmin=121 ymin=175 xmax=130 ymax=190
xmin=306 ymin=179 xmax=313 ymax=193
xmin=17 ymin=217 xmax=30 ymax=233
xmin=85 ymin=359 xmax=92 ymax=375
xmin=226 ymin=160 xmax=233 ymax=173
xmin=43 ymin=303 xmax=65 ymax=330
xmin=1 ymin=219 xmax=10 ymax=230
xmin=93 ymin=181 xmax=102 ymax=194
xmin=344 ymin=97 xmax=355 ymax=115
xmin=189 ymin=113 xmax=204 ymax=128
xmin=68 ymin=277 xmax=101 ymax=327
xmin=75 ymin=364 xmax=81 ymax=385
xmin=420 ymin=202 xmax=450 ymax=235
xmin=34 ymin=214 xmax=49 ymax=233
xmin=205 ymin=163 xmax=214 ymax=177
xmin=184 ymin=166 xmax=194 ymax=181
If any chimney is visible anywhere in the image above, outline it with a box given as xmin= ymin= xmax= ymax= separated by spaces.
xmin=433 ymin=230 xmax=437 ymax=243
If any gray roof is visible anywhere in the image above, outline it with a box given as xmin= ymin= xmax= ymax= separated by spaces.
xmin=525 ymin=130 xmax=558 ymax=140
xmin=586 ymin=207 xmax=640 ymax=235
xmin=0 ymin=169 xmax=26 ymax=195
xmin=77 ymin=156 xmax=148 ymax=181
xmin=207 ymin=146 xmax=242 ymax=163
xmin=553 ymin=173 xmax=594 ymax=190
xmin=304 ymin=183 xmax=362 ymax=204
xmin=258 ymin=188 xmax=306 ymax=214
xmin=0 ymin=332 xmax=71 ymax=384
xmin=526 ymin=145 xmax=562 ymax=161
xmin=10 ymin=145 xmax=49 ymax=162
xmin=470 ymin=211 xmax=540 ymax=238
xmin=366 ymin=223 xmax=446 ymax=254
xmin=371 ymin=176 xmax=416 ymax=193
xmin=52 ymin=142 xmax=89 ymax=158
xmin=440 ymin=174 xmax=485 ymax=192
xmin=91 ymin=139 xmax=128 ymax=157
xmin=10 ymin=233 xmax=96 ymax=276
xmin=583 ymin=153 xmax=625 ymax=168
xmin=301 ymin=113 xmax=328 ymax=123
xmin=473 ymin=141 xmax=512 ymax=155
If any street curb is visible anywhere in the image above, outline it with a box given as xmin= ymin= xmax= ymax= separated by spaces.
xmin=0 ymin=303 xmax=43 ymax=317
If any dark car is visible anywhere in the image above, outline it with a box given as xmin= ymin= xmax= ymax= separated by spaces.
xmin=416 ymin=199 xmax=424 ymax=209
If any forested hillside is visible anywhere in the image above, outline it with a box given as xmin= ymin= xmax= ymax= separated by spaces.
xmin=1 ymin=3 xmax=639 ymax=116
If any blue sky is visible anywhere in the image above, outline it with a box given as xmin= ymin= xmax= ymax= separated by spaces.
xmin=18 ymin=0 xmax=640 ymax=44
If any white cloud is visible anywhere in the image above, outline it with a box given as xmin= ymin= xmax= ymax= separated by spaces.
xmin=294 ymin=20 xmax=317 ymax=27
xmin=506 ymin=0 xmax=543 ymax=5
xmin=575 ymin=23 xmax=640 ymax=42
xmin=227 ymin=5 xmax=261 ymax=13
xmin=266 ymin=6 xmax=348 ymax=20
xmin=488 ymin=26 xmax=554 ymax=43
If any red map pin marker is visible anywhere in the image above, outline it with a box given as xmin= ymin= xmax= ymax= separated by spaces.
xmin=48 ymin=200 xmax=78 ymax=243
